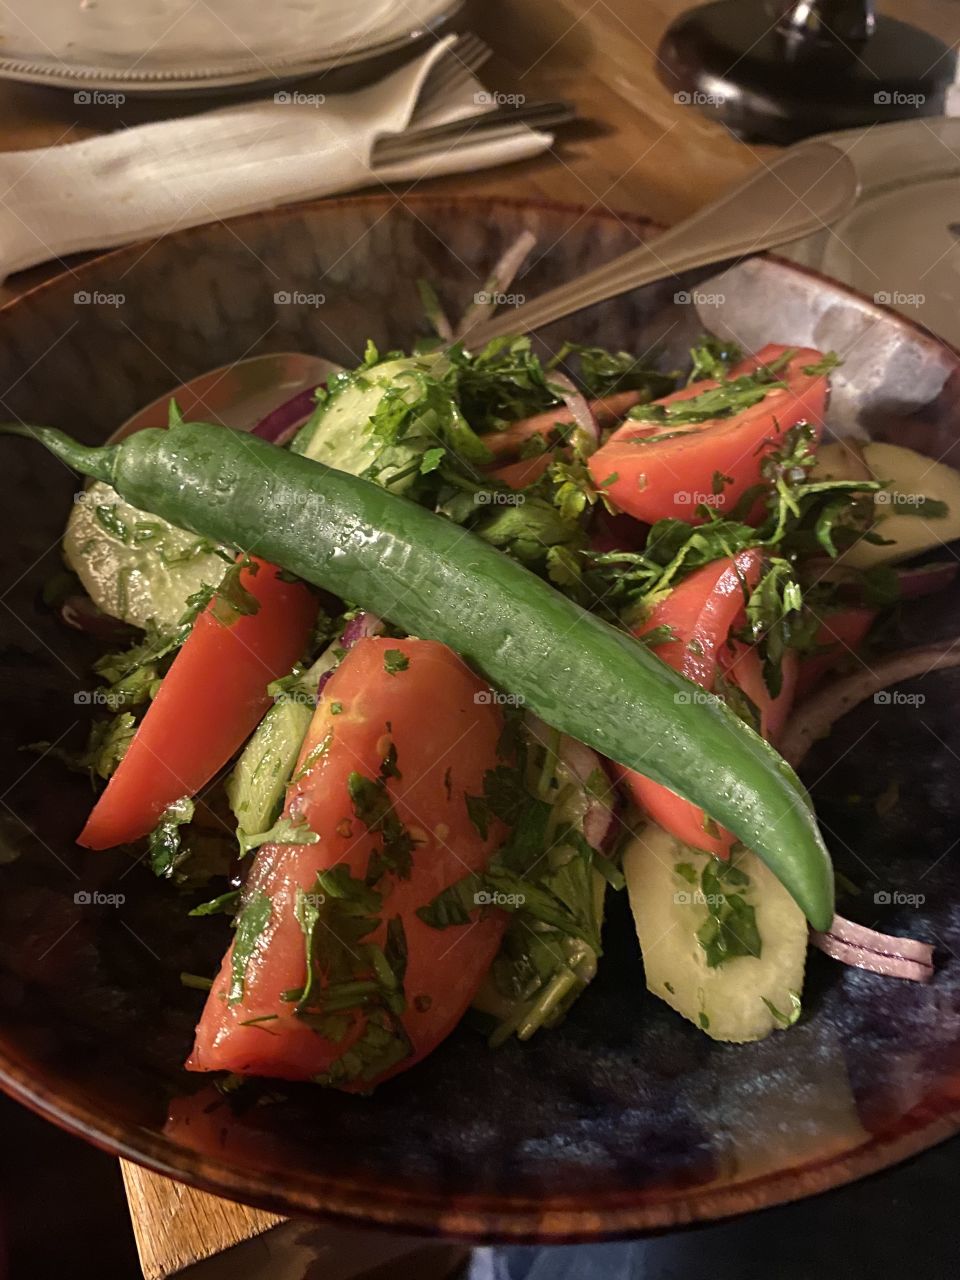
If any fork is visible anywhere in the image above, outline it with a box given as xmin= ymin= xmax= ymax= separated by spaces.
xmin=372 ymin=33 xmax=571 ymax=167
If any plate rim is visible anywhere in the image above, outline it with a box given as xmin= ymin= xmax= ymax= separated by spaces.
xmin=0 ymin=0 xmax=463 ymax=94
xmin=1 ymin=190 xmax=960 ymax=1241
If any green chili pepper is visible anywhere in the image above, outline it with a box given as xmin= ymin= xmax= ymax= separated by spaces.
xmin=1 ymin=421 xmax=833 ymax=927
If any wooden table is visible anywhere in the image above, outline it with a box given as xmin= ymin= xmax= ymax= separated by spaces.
xmin=1 ymin=0 xmax=957 ymax=1274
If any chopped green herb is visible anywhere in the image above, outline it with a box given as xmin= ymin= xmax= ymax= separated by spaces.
xmin=761 ymin=992 xmax=802 ymax=1027
xmin=347 ymin=771 xmax=415 ymax=881
xmin=228 ymin=890 xmax=272 ymax=1005
xmin=94 ymin=503 xmax=129 ymax=541
xmin=148 ymin=796 xmax=196 ymax=879
xmin=239 ymin=814 xmax=318 ymax=857
xmin=180 ymin=972 xmax=213 ymax=991
xmin=383 ymin=649 xmax=410 ymax=675
xmin=189 ymin=888 xmax=240 ymax=917
xmin=696 ymin=857 xmax=762 ymax=968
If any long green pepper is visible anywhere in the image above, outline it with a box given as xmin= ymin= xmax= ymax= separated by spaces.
xmin=1 ymin=421 xmax=833 ymax=928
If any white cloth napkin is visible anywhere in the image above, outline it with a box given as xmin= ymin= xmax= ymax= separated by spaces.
xmin=0 ymin=35 xmax=552 ymax=279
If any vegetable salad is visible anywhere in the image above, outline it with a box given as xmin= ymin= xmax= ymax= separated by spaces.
xmin=7 ymin=280 xmax=959 ymax=1092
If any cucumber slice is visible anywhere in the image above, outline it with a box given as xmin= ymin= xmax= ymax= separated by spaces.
xmin=292 ymin=353 xmax=449 ymax=492
xmin=810 ymin=440 xmax=871 ymax=484
xmin=623 ymin=823 xmax=808 ymax=1042
xmin=844 ymin=442 xmax=960 ymax=568
xmin=226 ymin=696 xmax=313 ymax=840
xmin=64 ymin=480 xmax=230 ymax=631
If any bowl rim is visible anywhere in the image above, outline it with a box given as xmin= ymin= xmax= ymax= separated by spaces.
xmin=2 ymin=190 xmax=960 ymax=1242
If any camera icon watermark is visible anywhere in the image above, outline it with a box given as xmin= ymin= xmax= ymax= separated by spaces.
xmin=875 ymin=489 xmax=927 ymax=507
xmin=673 ymin=889 xmax=725 ymax=906
xmin=73 ymin=290 xmax=125 ymax=308
xmin=74 ymin=89 xmax=126 ymax=107
xmin=474 ymin=888 xmax=526 ymax=907
xmin=273 ymin=290 xmax=325 ymax=307
xmin=274 ymin=90 xmax=326 ymax=107
xmin=474 ymin=690 xmax=525 ymax=706
xmin=74 ymin=889 xmax=125 ymax=907
xmin=474 ymin=290 xmax=525 ymax=308
xmin=873 ymin=889 xmax=925 ymax=906
xmin=873 ymin=689 xmax=926 ymax=706
xmin=674 ymin=89 xmax=727 ymax=106
xmin=673 ymin=289 xmax=725 ymax=307
xmin=674 ymin=689 xmax=720 ymax=708
xmin=474 ymin=489 xmax=526 ymax=506
xmin=473 ymin=90 xmax=526 ymax=107
xmin=74 ymin=689 xmax=113 ymax=706
xmin=874 ymin=290 xmax=925 ymax=308
xmin=674 ymin=489 xmax=722 ymax=507
xmin=874 ymin=90 xmax=925 ymax=107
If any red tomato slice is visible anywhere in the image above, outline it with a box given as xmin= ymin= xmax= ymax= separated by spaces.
xmin=187 ymin=637 xmax=507 ymax=1088
xmin=487 ymin=452 xmax=553 ymax=490
xmin=623 ymin=550 xmax=763 ymax=858
xmin=587 ymin=344 xmax=829 ymax=526
xmin=79 ymin=557 xmax=317 ymax=851
xmin=718 ymin=640 xmax=798 ymax=747
xmin=482 ymin=389 xmax=644 ymax=460
xmin=795 ymin=607 xmax=875 ymax=699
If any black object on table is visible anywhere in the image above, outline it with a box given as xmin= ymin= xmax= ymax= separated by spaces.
xmin=657 ymin=1 xmax=958 ymax=143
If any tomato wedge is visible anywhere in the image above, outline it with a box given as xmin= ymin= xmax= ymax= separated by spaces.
xmin=79 ymin=557 xmax=317 ymax=850
xmin=718 ymin=640 xmax=798 ymax=747
xmin=795 ymin=606 xmax=876 ymax=699
xmin=482 ymin=389 xmax=644 ymax=460
xmin=587 ymin=344 xmax=829 ymax=526
xmin=487 ymin=452 xmax=553 ymax=490
xmin=624 ymin=550 xmax=763 ymax=858
xmin=187 ymin=637 xmax=508 ymax=1088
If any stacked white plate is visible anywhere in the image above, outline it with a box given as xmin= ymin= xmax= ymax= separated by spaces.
xmin=782 ymin=118 xmax=960 ymax=349
xmin=0 ymin=0 xmax=462 ymax=93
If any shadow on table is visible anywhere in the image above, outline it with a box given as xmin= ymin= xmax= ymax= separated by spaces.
xmin=0 ymin=1093 xmax=140 ymax=1280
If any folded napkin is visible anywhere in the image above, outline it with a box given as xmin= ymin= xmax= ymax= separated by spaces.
xmin=0 ymin=35 xmax=552 ymax=279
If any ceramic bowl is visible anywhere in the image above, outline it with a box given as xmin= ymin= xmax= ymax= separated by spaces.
xmin=1 ymin=194 xmax=959 ymax=1240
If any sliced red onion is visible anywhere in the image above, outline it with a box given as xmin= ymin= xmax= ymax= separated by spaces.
xmin=781 ymin=642 xmax=960 ymax=767
xmin=455 ymin=230 xmax=537 ymax=342
xmin=60 ymin=594 xmax=134 ymax=644
xmin=251 ymin=385 xmax=321 ymax=446
xmin=557 ymin=735 xmax=614 ymax=852
xmin=315 ymin=612 xmax=384 ymax=697
xmin=340 ymin=611 xmax=384 ymax=649
xmin=895 ymin=562 xmax=958 ymax=600
xmin=546 ymin=370 xmax=599 ymax=452
xmin=811 ymin=916 xmax=934 ymax=983
xmin=783 ymin=643 xmax=956 ymax=982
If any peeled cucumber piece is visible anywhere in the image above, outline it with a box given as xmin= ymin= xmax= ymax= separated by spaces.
xmin=623 ymin=823 xmax=808 ymax=1042
xmin=845 ymin=442 xmax=960 ymax=568
xmin=810 ymin=440 xmax=871 ymax=484
xmin=226 ymin=696 xmax=313 ymax=840
xmin=292 ymin=352 xmax=450 ymax=492
xmin=64 ymin=481 xmax=230 ymax=631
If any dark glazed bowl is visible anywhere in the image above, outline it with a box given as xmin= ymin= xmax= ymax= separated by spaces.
xmin=1 ymin=195 xmax=960 ymax=1242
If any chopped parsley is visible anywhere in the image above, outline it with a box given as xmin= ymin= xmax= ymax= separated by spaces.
xmin=189 ymin=888 xmax=241 ymax=917
xmin=383 ymin=649 xmax=409 ymax=675
xmin=238 ymin=815 xmax=318 ymax=857
xmin=228 ymin=890 xmax=272 ymax=1005
xmin=695 ymin=857 xmax=762 ymax=968
xmin=347 ymin=770 xmax=415 ymax=882
xmin=148 ymin=796 xmax=196 ymax=879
